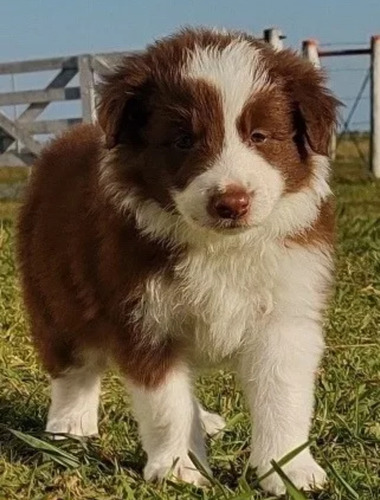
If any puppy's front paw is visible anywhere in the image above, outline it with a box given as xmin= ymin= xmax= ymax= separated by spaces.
xmin=144 ymin=455 xmax=211 ymax=487
xmin=256 ymin=454 xmax=327 ymax=495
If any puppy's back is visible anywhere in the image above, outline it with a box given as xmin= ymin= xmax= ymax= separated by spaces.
xmin=16 ymin=124 xmax=105 ymax=372
xmin=25 ymin=123 xmax=102 ymax=198
xmin=18 ymin=123 xmax=103 ymax=257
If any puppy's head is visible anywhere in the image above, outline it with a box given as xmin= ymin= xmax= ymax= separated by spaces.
xmin=98 ymin=28 xmax=338 ymax=237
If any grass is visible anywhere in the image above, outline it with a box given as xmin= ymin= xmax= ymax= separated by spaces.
xmin=0 ymin=158 xmax=379 ymax=499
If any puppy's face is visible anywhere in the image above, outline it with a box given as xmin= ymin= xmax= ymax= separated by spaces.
xmin=98 ymin=29 xmax=338 ymax=235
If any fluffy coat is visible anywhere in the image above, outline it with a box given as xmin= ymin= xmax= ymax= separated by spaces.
xmin=17 ymin=28 xmax=338 ymax=495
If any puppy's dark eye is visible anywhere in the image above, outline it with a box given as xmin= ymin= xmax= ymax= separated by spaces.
xmin=251 ymin=131 xmax=268 ymax=144
xmin=174 ymin=133 xmax=194 ymax=150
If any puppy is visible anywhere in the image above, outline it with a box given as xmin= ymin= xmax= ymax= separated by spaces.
xmin=17 ymin=28 xmax=338 ymax=495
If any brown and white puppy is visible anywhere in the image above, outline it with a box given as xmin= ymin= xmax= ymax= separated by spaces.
xmin=17 ymin=28 xmax=338 ymax=495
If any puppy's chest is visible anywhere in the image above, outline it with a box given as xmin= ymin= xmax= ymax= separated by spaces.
xmin=137 ymin=243 xmax=281 ymax=362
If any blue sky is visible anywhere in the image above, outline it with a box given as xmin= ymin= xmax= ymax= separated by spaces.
xmin=1 ymin=0 xmax=379 ymax=129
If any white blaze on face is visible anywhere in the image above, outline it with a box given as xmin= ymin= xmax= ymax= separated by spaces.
xmin=173 ymin=40 xmax=285 ymax=229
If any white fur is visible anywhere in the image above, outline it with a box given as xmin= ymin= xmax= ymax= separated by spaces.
xmin=46 ymin=364 xmax=102 ymax=437
xmin=172 ymin=152 xmax=284 ymax=231
xmin=79 ymin=167 xmax=333 ymax=493
xmin=199 ymin=406 xmax=226 ymax=436
xmin=238 ymin=245 xmax=331 ymax=494
xmin=99 ymin=154 xmax=330 ymax=249
xmin=94 ymin=39 xmax=334 ymax=494
xmin=175 ymin=42 xmax=280 ymax=231
xmin=127 ymin=366 xmax=210 ymax=486
xmin=98 ymin=40 xmax=331 ymax=246
xmin=184 ymin=41 xmax=270 ymax=125
xmin=127 ymin=243 xmax=331 ymax=493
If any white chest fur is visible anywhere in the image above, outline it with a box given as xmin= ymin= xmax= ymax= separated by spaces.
xmin=131 ymin=236 xmax=331 ymax=366
xmin=133 ymin=236 xmax=275 ymax=360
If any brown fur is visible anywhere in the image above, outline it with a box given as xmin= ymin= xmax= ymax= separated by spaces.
xmin=102 ymin=77 xmax=225 ymax=212
xmin=17 ymin=28 xmax=337 ymax=389
xmin=97 ymin=28 xmax=338 ymax=199
xmin=17 ymin=124 xmax=181 ymax=386
xmin=262 ymin=46 xmax=340 ymax=157
xmin=237 ymin=87 xmax=313 ymax=193
xmin=286 ymin=198 xmax=336 ymax=248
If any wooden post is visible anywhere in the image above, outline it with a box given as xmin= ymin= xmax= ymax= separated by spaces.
xmin=329 ymin=131 xmax=337 ymax=161
xmin=0 ymin=111 xmax=42 ymax=155
xmin=79 ymin=55 xmax=96 ymax=123
xmin=370 ymin=35 xmax=380 ymax=178
xmin=0 ymin=51 xmax=129 ymax=165
xmin=302 ymin=39 xmax=320 ymax=67
xmin=302 ymin=39 xmax=337 ymax=160
xmin=263 ymin=28 xmax=284 ymax=51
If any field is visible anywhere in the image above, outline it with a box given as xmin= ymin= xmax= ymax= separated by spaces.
xmin=0 ymin=150 xmax=379 ymax=499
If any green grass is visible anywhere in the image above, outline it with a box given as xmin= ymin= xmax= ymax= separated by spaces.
xmin=0 ymin=161 xmax=379 ymax=499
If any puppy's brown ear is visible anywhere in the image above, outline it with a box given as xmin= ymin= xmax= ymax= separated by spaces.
xmin=269 ymin=50 xmax=340 ymax=156
xmin=97 ymin=54 xmax=151 ymax=149
xmin=292 ymin=75 xmax=340 ymax=156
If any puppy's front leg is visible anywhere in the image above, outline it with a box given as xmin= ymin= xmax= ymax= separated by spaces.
xmin=127 ymin=365 xmax=210 ymax=486
xmin=238 ymin=317 xmax=327 ymax=495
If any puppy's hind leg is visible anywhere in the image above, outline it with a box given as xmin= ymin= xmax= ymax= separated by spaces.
xmin=46 ymin=350 xmax=105 ymax=438
xmin=198 ymin=404 xmax=226 ymax=437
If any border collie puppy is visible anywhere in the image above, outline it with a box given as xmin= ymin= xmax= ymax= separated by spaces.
xmin=17 ymin=28 xmax=338 ymax=495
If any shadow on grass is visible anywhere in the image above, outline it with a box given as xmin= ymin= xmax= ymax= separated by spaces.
xmin=0 ymin=394 xmax=143 ymax=476
xmin=0 ymin=393 xmax=46 ymax=464
xmin=0 ymin=393 xmax=45 ymax=431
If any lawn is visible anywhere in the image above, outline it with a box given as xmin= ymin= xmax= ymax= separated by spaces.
xmin=0 ymin=156 xmax=379 ymax=499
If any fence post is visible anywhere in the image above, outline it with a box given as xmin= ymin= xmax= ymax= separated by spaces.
xmin=370 ymin=35 xmax=380 ymax=178
xmin=79 ymin=55 xmax=96 ymax=123
xmin=329 ymin=126 xmax=337 ymax=161
xmin=302 ymin=39 xmax=320 ymax=67
xmin=302 ymin=39 xmax=337 ymax=160
xmin=263 ymin=28 xmax=284 ymax=51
